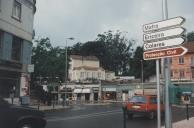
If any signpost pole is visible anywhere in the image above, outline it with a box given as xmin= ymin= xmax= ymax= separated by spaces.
xmin=156 ymin=59 xmax=161 ymax=128
xmin=163 ymin=0 xmax=172 ymax=128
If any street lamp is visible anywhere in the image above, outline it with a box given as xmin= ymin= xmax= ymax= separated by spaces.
xmin=64 ymin=37 xmax=74 ymax=105
xmin=140 ymin=60 xmax=144 ymax=95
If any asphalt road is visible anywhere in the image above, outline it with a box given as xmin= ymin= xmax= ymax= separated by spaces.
xmin=45 ymin=103 xmax=194 ymax=128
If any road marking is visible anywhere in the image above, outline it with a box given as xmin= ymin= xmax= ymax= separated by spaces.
xmin=47 ymin=109 xmax=122 ymax=122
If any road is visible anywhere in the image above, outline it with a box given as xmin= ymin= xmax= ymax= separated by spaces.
xmin=45 ymin=103 xmax=194 ymax=128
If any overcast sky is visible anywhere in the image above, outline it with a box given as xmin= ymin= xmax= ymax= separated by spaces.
xmin=34 ymin=0 xmax=194 ymax=47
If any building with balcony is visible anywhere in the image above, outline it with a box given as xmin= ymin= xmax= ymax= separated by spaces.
xmin=69 ymin=55 xmax=115 ymax=82
xmin=0 ymin=0 xmax=36 ymax=97
xmin=170 ymin=42 xmax=194 ymax=81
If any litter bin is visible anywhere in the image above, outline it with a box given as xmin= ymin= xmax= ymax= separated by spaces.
xmin=20 ymin=96 xmax=30 ymax=106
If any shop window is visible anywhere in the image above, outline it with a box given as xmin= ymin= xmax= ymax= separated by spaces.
xmin=12 ymin=0 xmax=22 ymax=21
xmin=0 ymin=31 xmax=2 ymax=57
xmin=12 ymin=36 xmax=22 ymax=61
xmin=179 ymin=57 xmax=184 ymax=64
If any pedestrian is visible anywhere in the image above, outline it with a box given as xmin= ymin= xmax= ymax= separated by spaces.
xmin=10 ymin=85 xmax=16 ymax=104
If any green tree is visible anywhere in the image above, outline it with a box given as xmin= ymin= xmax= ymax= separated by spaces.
xmin=31 ymin=38 xmax=69 ymax=83
xmin=71 ymin=30 xmax=134 ymax=75
xmin=187 ymin=31 xmax=194 ymax=42
xmin=129 ymin=46 xmax=156 ymax=81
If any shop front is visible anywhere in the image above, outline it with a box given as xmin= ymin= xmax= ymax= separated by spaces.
xmin=102 ymin=87 xmax=117 ymax=100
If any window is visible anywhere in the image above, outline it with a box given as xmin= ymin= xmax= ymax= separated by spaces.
xmin=98 ymin=72 xmax=101 ymax=78
xmin=191 ymin=56 xmax=194 ymax=66
xmin=12 ymin=36 xmax=22 ymax=61
xmin=12 ymin=1 xmax=22 ymax=20
xmin=179 ymin=69 xmax=185 ymax=79
xmin=169 ymin=58 xmax=172 ymax=64
xmin=80 ymin=72 xmax=84 ymax=78
xmin=0 ymin=31 xmax=2 ymax=57
xmin=92 ymin=72 xmax=95 ymax=78
xmin=170 ymin=70 xmax=173 ymax=77
xmin=179 ymin=57 xmax=184 ymax=64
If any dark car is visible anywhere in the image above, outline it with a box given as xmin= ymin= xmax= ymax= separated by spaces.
xmin=0 ymin=97 xmax=46 ymax=128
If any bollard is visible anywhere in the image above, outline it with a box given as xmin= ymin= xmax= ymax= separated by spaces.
xmin=122 ymin=105 xmax=127 ymax=128
xmin=186 ymin=104 xmax=189 ymax=120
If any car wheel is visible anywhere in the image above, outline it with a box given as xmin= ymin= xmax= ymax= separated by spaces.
xmin=148 ymin=112 xmax=154 ymax=120
xmin=127 ymin=113 xmax=133 ymax=119
xmin=19 ymin=123 xmax=33 ymax=128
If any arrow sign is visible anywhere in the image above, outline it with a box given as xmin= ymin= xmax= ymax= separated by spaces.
xmin=144 ymin=37 xmax=185 ymax=51
xmin=143 ymin=27 xmax=185 ymax=42
xmin=143 ymin=46 xmax=188 ymax=60
xmin=143 ymin=16 xmax=185 ymax=32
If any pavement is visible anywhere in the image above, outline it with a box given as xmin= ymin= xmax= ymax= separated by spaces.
xmin=162 ymin=117 xmax=194 ymax=128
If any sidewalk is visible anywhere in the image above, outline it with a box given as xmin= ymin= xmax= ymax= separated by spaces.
xmin=30 ymin=104 xmax=71 ymax=111
xmin=162 ymin=117 xmax=194 ymax=128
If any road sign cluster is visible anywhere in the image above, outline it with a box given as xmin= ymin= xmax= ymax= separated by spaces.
xmin=143 ymin=17 xmax=187 ymax=60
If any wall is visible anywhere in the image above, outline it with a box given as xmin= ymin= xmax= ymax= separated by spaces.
xmin=171 ymin=54 xmax=194 ymax=80
xmin=0 ymin=0 xmax=35 ymax=42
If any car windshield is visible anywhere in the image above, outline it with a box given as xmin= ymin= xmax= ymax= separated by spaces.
xmin=129 ymin=96 xmax=147 ymax=103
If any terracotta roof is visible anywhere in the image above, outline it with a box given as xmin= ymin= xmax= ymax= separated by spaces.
xmin=70 ymin=55 xmax=99 ymax=61
xmin=183 ymin=42 xmax=194 ymax=53
xmin=73 ymin=66 xmax=104 ymax=71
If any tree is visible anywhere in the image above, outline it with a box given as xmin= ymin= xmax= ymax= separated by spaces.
xmin=31 ymin=38 xmax=69 ymax=83
xmin=71 ymin=30 xmax=134 ymax=75
xmin=187 ymin=31 xmax=194 ymax=42
xmin=129 ymin=46 xmax=156 ymax=81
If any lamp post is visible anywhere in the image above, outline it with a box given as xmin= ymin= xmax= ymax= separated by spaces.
xmin=140 ymin=60 xmax=144 ymax=95
xmin=64 ymin=37 xmax=74 ymax=105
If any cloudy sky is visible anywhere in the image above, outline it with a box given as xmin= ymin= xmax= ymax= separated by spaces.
xmin=34 ymin=0 xmax=194 ymax=47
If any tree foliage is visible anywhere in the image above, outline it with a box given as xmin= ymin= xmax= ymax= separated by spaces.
xmin=187 ymin=31 xmax=194 ymax=42
xmin=71 ymin=30 xmax=134 ymax=75
xmin=128 ymin=46 xmax=156 ymax=81
xmin=31 ymin=38 xmax=68 ymax=83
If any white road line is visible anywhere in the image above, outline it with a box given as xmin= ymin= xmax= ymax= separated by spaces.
xmin=47 ymin=110 xmax=122 ymax=122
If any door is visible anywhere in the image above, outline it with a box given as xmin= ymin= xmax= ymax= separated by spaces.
xmin=94 ymin=93 xmax=98 ymax=101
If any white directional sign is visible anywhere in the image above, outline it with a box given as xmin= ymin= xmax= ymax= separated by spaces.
xmin=143 ymin=16 xmax=185 ymax=32
xmin=143 ymin=27 xmax=185 ymax=42
xmin=144 ymin=37 xmax=185 ymax=51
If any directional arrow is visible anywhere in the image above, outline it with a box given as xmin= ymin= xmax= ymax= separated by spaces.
xmin=143 ymin=27 xmax=185 ymax=42
xmin=143 ymin=46 xmax=188 ymax=60
xmin=144 ymin=37 xmax=185 ymax=51
xmin=143 ymin=16 xmax=185 ymax=32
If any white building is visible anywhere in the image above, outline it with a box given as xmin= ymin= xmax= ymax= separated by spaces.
xmin=69 ymin=55 xmax=115 ymax=82
xmin=0 ymin=0 xmax=36 ymax=97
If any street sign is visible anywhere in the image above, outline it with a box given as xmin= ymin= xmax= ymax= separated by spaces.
xmin=28 ymin=64 xmax=34 ymax=73
xmin=144 ymin=37 xmax=185 ymax=51
xmin=143 ymin=16 xmax=185 ymax=32
xmin=143 ymin=46 xmax=188 ymax=60
xmin=143 ymin=27 xmax=185 ymax=42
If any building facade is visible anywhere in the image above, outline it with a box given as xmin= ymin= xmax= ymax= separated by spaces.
xmin=170 ymin=42 xmax=194 ymax=81
xmin=69 ymin=55 xmax=115 ymax=82
xmin=0 ymin=0 xmax=36 ymax=97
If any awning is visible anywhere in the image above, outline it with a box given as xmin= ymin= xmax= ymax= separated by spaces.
xmin=73 ymin=89 xmax=82 ymax=93
xmin=82 ymin=88 xmax=91 ymax=93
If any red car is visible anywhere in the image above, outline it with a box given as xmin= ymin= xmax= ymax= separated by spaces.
xmin=126 ymin=95 xmax=164 ymax=119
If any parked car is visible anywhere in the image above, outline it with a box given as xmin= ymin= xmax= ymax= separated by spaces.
xmin=126 ymin=95 xmax=164 ymax=119
xmin=0 ymin=97 xmax=46 ymax=128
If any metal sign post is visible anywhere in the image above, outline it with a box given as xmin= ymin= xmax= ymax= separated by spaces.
xmin=162 ymin=0 xmax=172 ymax=128
xmin=156 ymin=59 xmax=161 ymax=128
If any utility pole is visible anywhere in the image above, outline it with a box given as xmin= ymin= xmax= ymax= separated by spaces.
xmin=162 ymin=0 xmax=172 ymax=128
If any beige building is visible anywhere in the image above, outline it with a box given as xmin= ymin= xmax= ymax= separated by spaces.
xmin=68 ymin=55 xmax=115 ymax=82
